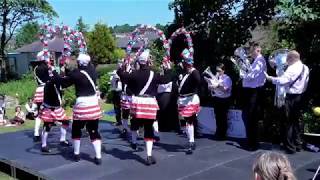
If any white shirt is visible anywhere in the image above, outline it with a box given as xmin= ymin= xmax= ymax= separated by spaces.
xmin=110 ymin=74 xmax=122 ymax=92
xmin=271 ymin=60 xmax=309 ymax=94
xmin=242 ymin=55 xmax=267 ymax=88
xmin=25 ymin=103 xmax=38 ymax=114
xmin=211 ymin=74 xmax=232 ymax=98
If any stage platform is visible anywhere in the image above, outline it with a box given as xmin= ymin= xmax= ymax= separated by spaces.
xmin=0 ymin=121 xmax=319 ymax=180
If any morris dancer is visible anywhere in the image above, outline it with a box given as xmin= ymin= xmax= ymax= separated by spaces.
xmin=61 ymin=54 xmax=102 ymax=165
xmin=39 ymin=67 xmax=71 ymax=153
xmin=265 ymin=50 xmax=309 ymax=154
xmin=32 ymin=51 xmax=51 ymax=142
xmin=177 ymin=49 xmax=201 ymax=155
xmin=110 ymin=69 xmax=123 ymax=128
xmin=118 ymin=49 xmax=162 ymax=165
xmin=241 ymin=42 xmax=266 ymax=151
xmin=118 ymin=61 xmax=132 ymax=139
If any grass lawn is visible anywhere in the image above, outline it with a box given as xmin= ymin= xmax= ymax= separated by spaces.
xmin=0 ymin=103 xmax=115 ymax=134
xmin=0 ymin=172 xmax=15 ymax=180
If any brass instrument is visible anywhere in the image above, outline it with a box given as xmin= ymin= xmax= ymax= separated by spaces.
xmin=269 ymin=49 xmax=289 ymax=107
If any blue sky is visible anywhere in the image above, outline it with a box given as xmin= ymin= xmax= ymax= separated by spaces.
xmin=46 ymin=0 xmax=174 ymax=28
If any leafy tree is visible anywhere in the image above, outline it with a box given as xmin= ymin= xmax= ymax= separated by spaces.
xmin=168 ymin=0 xmax=277 ymax=68
xmin=15 ymin=22 xmax=40 ymax=48
xmin=111 ymin=24 xmax=136 ymax=33
xmin=87 ymin=22 xmax=117 ymax=64
xmin=0 ymin=0 xmax=57 ymax=81
xmin=75 ymin=16 xmax=89 ymax=34
xmin=112 ymin=48 xmax=126 ymax=63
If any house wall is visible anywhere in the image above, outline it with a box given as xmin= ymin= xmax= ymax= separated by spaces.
xmin=7 ymin=53 xmax=36 ymax=77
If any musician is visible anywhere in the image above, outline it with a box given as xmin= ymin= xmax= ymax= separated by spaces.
xmin=156 ymin=62 xmax=178 ymax=135
xmin=207 ymin=63 xmax=232 ymax=140
xmin=61 ymin=54 xmax=103 ymax=165
xmin=32 ymin=51 xmax=51 ymax=142
xmin=241 ymin=43 xmax=267 ymax=151
xmin=265 ymin=50 xmax=309 ymax=154
xmin=177 ymin=49 xmax=201 ymax=155
xmin=39 ymin=68 xmax=70 ymax=153
xmin=118 ymin=49 xmax=162 ymax=165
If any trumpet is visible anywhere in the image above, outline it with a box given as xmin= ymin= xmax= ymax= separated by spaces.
xmin=268 ymin=49 xmax=289 ymax=107
xmin=203 ymin=66 xmax=219 ymax=90
xmin=231 ymin=47 xmax=252 ymax=77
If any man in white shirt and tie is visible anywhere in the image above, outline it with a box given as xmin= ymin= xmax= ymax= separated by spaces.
xmin=265 ymin=50 xmax=309 ymax=154
xmin=241 ymin=43 xmax=267 ymax=151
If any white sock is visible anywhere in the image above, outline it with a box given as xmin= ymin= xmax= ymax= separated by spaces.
xmin=73 ymin=139 xmax=81 ymax=155
xmin=41 ymin=130 xmax=48 ymax=147
xmin=187 ymin=124 xmax=195 ymax=143
xmin=34 ymin=117 xmax=41 ymax=136
xmin=92 ymin=140 xmax=102 ymax=159
xmin=153 ymin=121 xmax=159 ymax=137
xmin=146 ymin=140 xmax=153 ymax=156
xmin=121 ymin=119 xmax=129 ymax=131
xmin=131 ymin=130 xmax=137 ymax=144
xmin=60 ymin=126 xmax=67 ymax=142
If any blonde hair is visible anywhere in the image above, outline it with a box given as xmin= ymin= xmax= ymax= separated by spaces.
xmin=253 ymin=152 xmax=296 ymax=180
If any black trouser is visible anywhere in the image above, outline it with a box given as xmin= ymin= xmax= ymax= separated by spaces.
xmin=122 ymin=109 xmax=130 ymax=120
xmin=43 ymin=121 xmax=70 ymax=132
xmin=214 ymin=97 xmax=230 ymax=138
xmin=283 ymin=94 xmax=303 ymax=152
xmin=130 ymin=118 xmax=154 ymax=140
xmin=112 ymin=91 xmax=122 ymax=124
xmin=72 ymin=120 xmax=101 ymax=141
xmin=156 ymin=92 xmax=180 ymax=132
xmin=242 ymin=87 xmax=263 ymax=147
xmin=26 ymin=112 xmax=35 ymax=120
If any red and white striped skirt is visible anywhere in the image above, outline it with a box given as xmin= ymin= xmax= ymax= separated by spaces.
xmin=120 ymin=94 xmax=132 ymax=110
xmin=130 ymin=96 xmax=159 ymax=120
xmin=178 ymin=94 xmax=200 ymax=117
xmin=33 ymin=86 xmax=44 ymax=103
xmin=73 ymin=95 xmax=102 ymax=121
xmin=39 ymin=106 xmax=68 ymax=122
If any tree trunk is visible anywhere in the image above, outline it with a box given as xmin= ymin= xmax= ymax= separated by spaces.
xmin=0 ymin=0 xmax=8 ymax=82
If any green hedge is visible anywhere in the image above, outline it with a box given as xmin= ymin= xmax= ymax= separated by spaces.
xmin=0 ymin=73 xmax=36 ymax=104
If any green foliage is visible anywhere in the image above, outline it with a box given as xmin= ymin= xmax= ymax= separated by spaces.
xmin=303 ymin=111 xmax=320 ymax=134
xmin=150 ymin=41 xmax=165 ymax=72
xmin=111 ymin=24 xmax=137 ymax=33
xmin=112 ymin=48 xmax=126 ymax=63
xmin=0 ymin=73 xmax=36 ymax=104
xmin=96 ymin=64 xmax=117 ymax=77
xmin=15 ymin=22 xmax=40 ymax=48
xmin=168 ymin=0 xmax=277 ymax=67
xmin=63 ymin=86 xmax=76 ymax=108
xmin=75 ymin=16 xmax=89 ymax=34
xmin=98 ymin=73 xmax=111 ymax=95
xmin=87 ymin=23 xmax=118 ymax=64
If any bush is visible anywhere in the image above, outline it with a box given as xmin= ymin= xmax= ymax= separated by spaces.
xmin=0 ymin=73 xmax=36 ymax=104
xmin=63 ymin=86 xmax=76 ymax=108
xmin=96 ymin=64 xmax=117 ymax=77
xmin=303 ymin=111 xmax=320 ymax=134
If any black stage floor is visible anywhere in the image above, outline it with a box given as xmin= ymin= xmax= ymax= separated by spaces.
xmin=0 ymin=121 xmax=319 ymax=180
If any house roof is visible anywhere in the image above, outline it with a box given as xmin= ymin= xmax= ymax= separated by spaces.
xmin=15 ymin=37 xmax=64 ymax=53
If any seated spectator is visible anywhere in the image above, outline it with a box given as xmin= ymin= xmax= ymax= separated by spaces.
xmin=10 ymin=105 xmax=25 ymax=125
xmin=253 ymin=151 xmax=296 ymax=180
xmin=25 ymin=98 xmax=38 ymax=120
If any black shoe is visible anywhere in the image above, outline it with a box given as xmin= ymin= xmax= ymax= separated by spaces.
xmin=120 ymin=129 xmax=128 ymax=138
xmin=131 ymin=143 xmax=137 ymax=151
xmin=154 ymin=136 xmax=160 ymax=142
xmin=212 ymin=135 xmax=226 ymax=141
xmin=146 ymin=156 xmax=156 ymax=166
xmin=296 ymin=146 xmax=303 ymax=152
xmin=114 ymin=122 xmax=122 ymax=126
xmin=41 ymin=146 xmax=51 ymax=153
xmin=33 ymin=136 xmax=41 ymax=142
xmin=186 ymin=147 xmax=193 ymax=155
xmin=190 ymin=142 xmax=196 ymax=150
xmin=94 ymin=157 xmax=102 ymax=165
xmin=74 ymin=154 xmax=80 ymax=162
xmin=60 ymin=140 xmax=71 ymax=147
xmin=284 ymin=147 xmax=296 ymax=154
